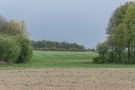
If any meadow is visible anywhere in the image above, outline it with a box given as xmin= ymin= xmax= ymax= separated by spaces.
xmin=1 ymin=51 xmax=135 ymax=69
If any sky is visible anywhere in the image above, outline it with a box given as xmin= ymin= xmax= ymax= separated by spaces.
xmin=0 ymin=0 xmax=132 ymax=48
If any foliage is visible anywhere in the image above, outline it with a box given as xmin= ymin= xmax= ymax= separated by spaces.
xmin=0 ymin=35 xmax=20 ymax=63
xmin=15 ymin=36 xmax=33 ymax=63
xmin=6 ymin=20 xmax=27 ymax=36
xmin=94 ymin=1 xmax=135 ymax=64
xmin=32 ymin=40 xmax=86 ymax=51
xmin=0 ymin=16 xmax=27 ymax=36
xmin=0 ymin=16 xmax=32 ymax=64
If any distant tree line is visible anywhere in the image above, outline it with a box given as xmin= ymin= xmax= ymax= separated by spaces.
xmin=32 ymin=40 xmax=86 ymax=51
xmin=0 ymin=16 xmax=32 ymax=64
xmin=94 ymin=1 xmax=135 ymax=64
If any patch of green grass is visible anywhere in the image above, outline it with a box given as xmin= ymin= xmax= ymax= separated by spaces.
xmin=25 ymin=51 xmax=97 ymax=68
xmin=1 ymin=51 xmax=135 ymax=69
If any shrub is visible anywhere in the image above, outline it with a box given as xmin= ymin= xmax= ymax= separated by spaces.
xmin=0 ymin=16 xmax=33 ymax=64
xmin=93 ymin=57 xmax=106 ymax=64
xmin=15 ymin=36 xmax=33 ymax=63
xmin=0 ymin=36 xmax=20 ymax=63
xmin=0 ymin=35 xmax=33 ymax=64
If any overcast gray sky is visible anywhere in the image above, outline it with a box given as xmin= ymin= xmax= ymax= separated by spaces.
xmin=0 ymin=0 xmax=132 ymax=48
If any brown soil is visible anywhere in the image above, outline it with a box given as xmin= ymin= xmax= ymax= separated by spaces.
xmin=0 ymin=68 xmax=135 ymax=90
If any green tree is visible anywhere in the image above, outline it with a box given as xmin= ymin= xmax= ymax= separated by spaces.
xmin=94 ymin=1 xmax=135 ymax=64
xmin=0 ymin=16 xmax=32 ymax=64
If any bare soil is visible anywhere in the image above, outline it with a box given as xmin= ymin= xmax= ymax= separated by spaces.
xmin=0 ymin=68 xmax=135 ymax=90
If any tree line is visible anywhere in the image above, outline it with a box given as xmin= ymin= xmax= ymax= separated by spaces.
xmin=94 ymin=1 xmax=135 ymax=64
xmin=32 ymin=40 xmax=86 ymax=51
xmin=0 ymin=16 xmax=32 ymax=64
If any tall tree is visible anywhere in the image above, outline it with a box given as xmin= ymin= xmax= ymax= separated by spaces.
xmin=94 ymin=1 xmax=135 ymax=64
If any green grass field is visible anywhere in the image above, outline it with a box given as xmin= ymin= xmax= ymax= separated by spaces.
xmin=1 ymin=51 xmax=135 ymax=69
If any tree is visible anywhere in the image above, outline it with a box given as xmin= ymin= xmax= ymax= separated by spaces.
xmin=31 ymin=40 xmax=86 ymax=51
xmin=0 ymin=15 xmax=32 ymax=64
xmin=5 ymin=20 xmax=27 ymax=36
xmin=0 ymin=16 xmax=8 ymax=34
xmin=94 ymin=1 xmax=135 ymax=64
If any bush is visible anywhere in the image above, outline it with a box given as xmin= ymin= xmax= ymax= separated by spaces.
xmin=15 ymin=36 xmax=33 ymax=63
xmin=0 ymin=35 xmax=33 ymax=64
xmin=0 ymin=36 xmax=20 ymax=63
xmin=93 ymin=57 xmax=106 ymax=64
xmin=0 ymin=16 xmax=33 ymax=64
